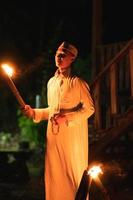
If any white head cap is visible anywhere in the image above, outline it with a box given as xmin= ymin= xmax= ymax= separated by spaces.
xmin=57 ymin=41 xmax=78 ymax=59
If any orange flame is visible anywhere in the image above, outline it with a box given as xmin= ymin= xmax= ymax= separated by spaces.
xmin=1 ymin=64 xmax=14 ymax=77
xmin=87 ymin=165 xmax=103 ymax=179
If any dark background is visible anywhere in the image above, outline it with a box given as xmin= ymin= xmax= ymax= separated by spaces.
xmin=0 ymin=0 xmax=91 ymax=60
xmin=0 ymin=1 xmax=133 ymax=200
xmin=0 ymin=0 xmax=133 ymax=60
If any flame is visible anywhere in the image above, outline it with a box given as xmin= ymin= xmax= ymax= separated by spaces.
xmin=1 ymin=64 xmax=14 ymax=77
xmin=87 ymin=165 xmax=103 ymax=179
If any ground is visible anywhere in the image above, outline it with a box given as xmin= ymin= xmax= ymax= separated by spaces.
xmin=0 ymin=154 xmax=133 ymax=200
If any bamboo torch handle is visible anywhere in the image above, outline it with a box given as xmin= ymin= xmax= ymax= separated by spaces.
xmin=4 ymin=74 xmax=26 ymax=109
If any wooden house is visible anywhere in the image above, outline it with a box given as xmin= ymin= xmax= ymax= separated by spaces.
xmin=89 ymin=0 xmax=133 ymax=161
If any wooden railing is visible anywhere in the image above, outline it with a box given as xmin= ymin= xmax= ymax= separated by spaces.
xmin=90 ymin=38 xmax=133 ymax=134
xmin=92 ymin=41 xmax=127 ymax=75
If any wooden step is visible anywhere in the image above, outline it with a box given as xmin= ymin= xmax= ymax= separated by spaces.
xmin=89 ymin=108 xmax=133 ymax=161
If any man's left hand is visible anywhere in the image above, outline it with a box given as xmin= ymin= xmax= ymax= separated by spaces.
xmin=54 ymin=114 xmax=68 ymax=124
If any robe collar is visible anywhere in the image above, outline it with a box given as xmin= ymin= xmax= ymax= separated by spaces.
xmin=55 ymin=68 xmax=71 ymax=79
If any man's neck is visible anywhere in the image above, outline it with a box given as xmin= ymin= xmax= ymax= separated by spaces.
xmin=58 ymin=67 xmax=71 ymax=77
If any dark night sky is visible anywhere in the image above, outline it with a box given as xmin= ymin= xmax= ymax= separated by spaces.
xmin=0 ymin=0 xmax=133 ymax=62
xmin=0 ymin=0 xmax=91 ymax=61
xmin=103 ymin=0 xmax=133 ymax=43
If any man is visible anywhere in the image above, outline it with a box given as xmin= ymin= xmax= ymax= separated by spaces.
xmin=23 ymin=41 xmax=95 ymax=200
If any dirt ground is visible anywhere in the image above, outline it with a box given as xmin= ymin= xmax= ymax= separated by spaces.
xmin=0 ymin=158 xmax=133 ymax=200
xmin=0 ymin=174 xmax=133 ymax=200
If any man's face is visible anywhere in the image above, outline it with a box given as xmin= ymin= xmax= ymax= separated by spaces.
xmin=55 ymin=51 xmax=73 ymax=69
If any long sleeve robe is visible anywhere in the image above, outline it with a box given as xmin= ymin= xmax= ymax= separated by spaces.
xmin=33 ymin=73 xmax=95 ymax=200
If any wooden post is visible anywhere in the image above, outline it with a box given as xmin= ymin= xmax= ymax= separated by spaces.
xmin=110 ymin=63 xmax=118 ymax=115
xmin=93 ymin=81 xmax=101 ymax=129
xmin=92 ymin=0 xmax=103 ymax=51
xmin=129 ymin=48 xmax=133 ymax=97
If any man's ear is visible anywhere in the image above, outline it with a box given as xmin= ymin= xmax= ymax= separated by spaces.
xmin=71 ymin=57 xmax=75 ymax=62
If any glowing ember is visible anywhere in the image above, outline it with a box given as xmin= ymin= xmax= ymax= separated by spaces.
xmin=1 ymin=64 xmax=14 ymax=77
xmin=87 ymin=165 xmax=103 ymax=179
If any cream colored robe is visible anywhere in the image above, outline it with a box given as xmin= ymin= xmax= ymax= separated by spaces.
xmin=33 ymin=73 xmax=95 ymax=200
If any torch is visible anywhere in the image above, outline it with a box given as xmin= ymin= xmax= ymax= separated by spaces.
xmin=88 ymin=165 xmax=111 ymax=200
xmin=1 ymin=64 xmax=26 ymax=109
xmin=75 ymin=165 xmax=102 ymax=200
xmin=75 ymin=169 xmax=91 ymax=200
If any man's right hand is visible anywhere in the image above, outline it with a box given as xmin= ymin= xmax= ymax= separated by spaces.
xmin=21 ymin=105 xmax=35 ymax=119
